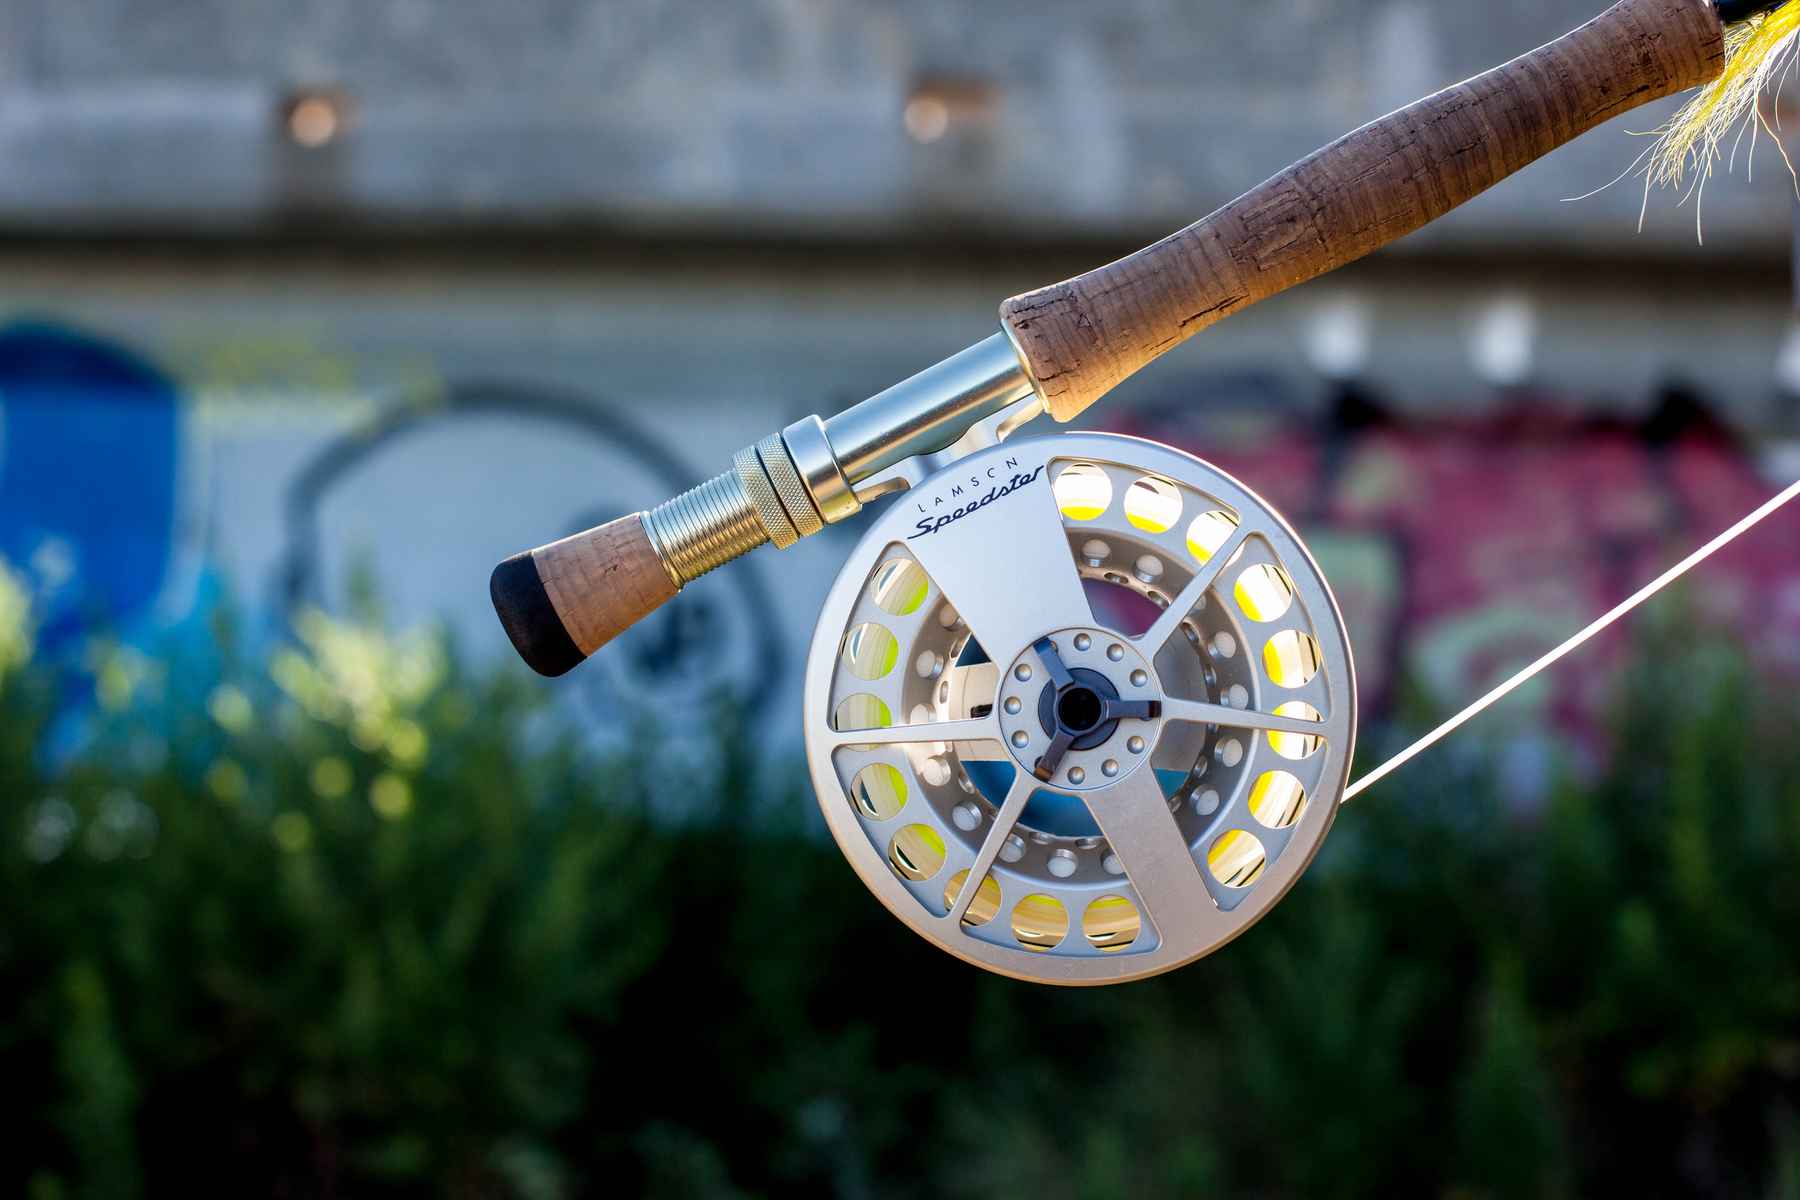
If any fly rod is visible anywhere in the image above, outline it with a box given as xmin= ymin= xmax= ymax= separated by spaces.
xmin=494 ymin=0 xmax=1786 ymax=678
xmin=488 ymin=0 xmax=1800 ymax=983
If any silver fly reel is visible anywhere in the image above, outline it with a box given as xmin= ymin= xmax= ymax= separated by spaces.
xmin=804 ymin=431 xmax=1356 ymax=985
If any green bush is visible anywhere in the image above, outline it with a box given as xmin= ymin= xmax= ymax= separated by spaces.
xmin=2 ymin=562 xmax=1798 ymax=1198
xmin=2 ymin=581 xmax=667 ymax=1199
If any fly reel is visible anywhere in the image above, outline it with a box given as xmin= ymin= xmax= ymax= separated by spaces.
xmin=804 ymin=432 xmax=1356 ymax=985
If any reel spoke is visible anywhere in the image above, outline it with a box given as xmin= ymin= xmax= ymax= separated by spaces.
xmin=1137 ymin=523 xmax=1249 ymax=652
xmin=826 ymin=716 xmax=1002 ymax=750
xmin=1161 ymin=697 xmax=1325 ymax=737
xmin=946 ymin=772 xmax=1035 ymax=926
xmin=905 ymin=476 xmax=1092 ymax=665
xmin=1080 ymin=768 xmax=1216 ymax=929
xmin=1032 ymin=726 xmax=1078 ymax=781
xmin=1031 ymin=636 xmax=1078 ymax=689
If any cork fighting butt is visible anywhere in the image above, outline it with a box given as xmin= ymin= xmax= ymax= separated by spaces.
xmin=493 ymin=429 xmax=849 ymax=675
xmin=490 ymin=514 xmax=678 ymax=677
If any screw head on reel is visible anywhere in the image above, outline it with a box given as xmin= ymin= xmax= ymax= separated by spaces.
xmin=804 ymin=433 xmax=1356 ymax=985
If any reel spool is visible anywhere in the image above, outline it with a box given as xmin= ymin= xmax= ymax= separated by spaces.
xmin=804 ymin=433 xmax=1356 ymax=985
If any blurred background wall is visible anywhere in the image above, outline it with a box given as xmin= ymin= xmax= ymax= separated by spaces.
xmin=9 ymin=5 xmax=1800 ymax=1197
xmin=3 ymin=0 xmax=1798 ymax=751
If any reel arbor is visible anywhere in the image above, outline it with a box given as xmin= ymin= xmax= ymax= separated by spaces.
xmin=805 ymin=433 xmax=1355 ymax=985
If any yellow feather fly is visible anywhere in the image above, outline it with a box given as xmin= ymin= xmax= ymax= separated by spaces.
xmin=1644 ymin=0 xmax=1800 ymax=230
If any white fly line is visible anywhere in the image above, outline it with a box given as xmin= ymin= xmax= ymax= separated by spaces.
xmin=1342 ymin=475 xmax=1800 ymax=803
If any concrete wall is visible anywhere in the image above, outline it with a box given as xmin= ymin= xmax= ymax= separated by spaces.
xmin=0 ymin=0 xmax=1791 ymax=253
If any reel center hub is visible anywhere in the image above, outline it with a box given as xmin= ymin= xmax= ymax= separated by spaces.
xmin=1038 ymin=667 xmax=1122 ymax=752
xmin=997 ymin=627 xmax=1163 ymax=791
xmin=1053 ymin=680 xmax=1108 ymax=736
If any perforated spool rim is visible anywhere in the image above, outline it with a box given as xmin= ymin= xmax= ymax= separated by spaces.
xmin=803 ymin=432 xmax=1357 ymax=985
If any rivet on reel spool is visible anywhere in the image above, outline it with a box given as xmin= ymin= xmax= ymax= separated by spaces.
xmin=804 ymin=432 xmax=1356 ymax=986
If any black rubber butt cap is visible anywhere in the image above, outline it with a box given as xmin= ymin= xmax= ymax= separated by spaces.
xmin=490 ymin=552 xmax=586 ymax=678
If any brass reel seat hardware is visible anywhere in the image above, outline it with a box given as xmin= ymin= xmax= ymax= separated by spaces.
xmin=492 ymin=334 xmax=1034 ymax=676
xmin=648 ymin=332 xmax=1038 ymax=583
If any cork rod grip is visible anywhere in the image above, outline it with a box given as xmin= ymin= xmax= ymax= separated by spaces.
xmin=490 ymin=514 xmax=678 ymax=677
xmin=1000 ymin=0 xmax=1724 ymax=422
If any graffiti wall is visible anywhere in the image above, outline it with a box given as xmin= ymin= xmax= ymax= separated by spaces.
xmin=1115 ymin=382 xmax=1800 ymax=779
xmin=2 ymin=258 xmax=1796 ymax=777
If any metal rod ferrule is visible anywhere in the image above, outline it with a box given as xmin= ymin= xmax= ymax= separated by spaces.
xmin=822 ymin=332 xmax=1034 ymax=482
xmin=642 ymin=330 xmax=1037 ymax=586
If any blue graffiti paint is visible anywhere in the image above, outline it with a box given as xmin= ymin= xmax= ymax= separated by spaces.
xmin=0 ymin=320 xmax=178 ymax=650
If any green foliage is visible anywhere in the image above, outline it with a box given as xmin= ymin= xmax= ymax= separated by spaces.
xmin=1 ymin=588 xmax=1798 ymax=1197
xmin=2 ymin=606 xmax=667 ymax=1198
